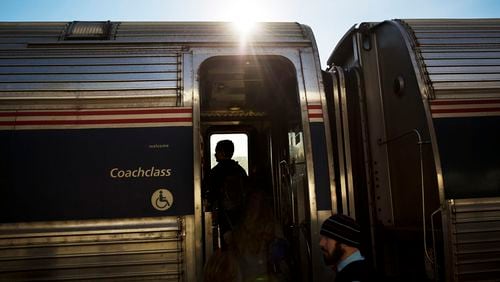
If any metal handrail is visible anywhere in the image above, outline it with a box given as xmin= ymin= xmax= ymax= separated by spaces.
xmin=378 ymin=129 xmax=434 ymax=265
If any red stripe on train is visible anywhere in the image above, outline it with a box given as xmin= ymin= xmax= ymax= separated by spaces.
xmin=0 ymin=108 xmax=192 ymax=117
xmin=307 ymin=105 xmax=322 ymax=110
xmin=430 ymin=99 xmax=500 ymax=106
xmin=431 ymin=108 xmax=500 ymax=114
xmin=308 ymin=114 xmax=323 ymax=119
xmin=0 ymin=117 xmax=192 ymax=126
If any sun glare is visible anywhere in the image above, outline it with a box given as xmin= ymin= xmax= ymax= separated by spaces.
xmin=228 ymin=1 xmax=260 ymax=45
xmin=233 ymin=19 xmax=256 ymax=36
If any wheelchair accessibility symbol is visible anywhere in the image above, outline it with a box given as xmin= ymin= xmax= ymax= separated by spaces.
xmin=151 ymin=189 xmax=173 ymax=211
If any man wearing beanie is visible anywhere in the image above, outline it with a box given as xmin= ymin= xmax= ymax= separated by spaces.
xmin=319 ymin=214 xmax=372 ymax=282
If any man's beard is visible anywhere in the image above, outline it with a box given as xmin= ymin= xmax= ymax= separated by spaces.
xmin=322 ymin=241 xmax=345 ymax=267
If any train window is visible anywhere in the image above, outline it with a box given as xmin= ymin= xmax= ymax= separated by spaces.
xmin=210 ymin=133 xmax=249 ymax=174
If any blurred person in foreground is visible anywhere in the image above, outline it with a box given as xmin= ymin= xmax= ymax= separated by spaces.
xmin=319 ymin=214 xmax=374 ymax=282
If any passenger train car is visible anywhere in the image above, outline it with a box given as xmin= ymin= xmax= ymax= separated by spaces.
xmin=0 ymin=19 xmax=499 ymax=281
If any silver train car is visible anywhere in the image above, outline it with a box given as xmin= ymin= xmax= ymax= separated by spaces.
xmin=0 ymin=19 xmax=499 ymax=281
xmin=326 ymin=19 xmax=500 ymax=281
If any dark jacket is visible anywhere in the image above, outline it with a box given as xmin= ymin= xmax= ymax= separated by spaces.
xmin=335 ymin=260 xmax=373 ymax=282
xmin=205 ymin=159 xmax=248 ymax=212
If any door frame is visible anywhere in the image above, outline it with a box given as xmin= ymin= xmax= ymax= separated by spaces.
xmin=190 ymin=48 xmax=322 ymax=281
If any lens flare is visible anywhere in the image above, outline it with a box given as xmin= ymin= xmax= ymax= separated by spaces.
xmin=227 ymin=1 xmax=260 ymax=47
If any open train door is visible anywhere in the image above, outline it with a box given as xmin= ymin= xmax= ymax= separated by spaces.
xmin=197 ymin=55 xmax=317 ymax=281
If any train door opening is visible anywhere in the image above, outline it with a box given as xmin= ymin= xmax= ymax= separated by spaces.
xmin=199 ymin=55 xmax=311 ymax=281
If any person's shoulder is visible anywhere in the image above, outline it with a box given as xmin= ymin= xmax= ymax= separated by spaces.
xmin=228 ymin=160 xmax=247 ymax=174
xmin=209 ymin=162 xmax=226 ymax=178
xmin=338 ymin=260 xmax=377 ymax=281
xmin=209 ymin=163 xmax=221 ymax=173
xmin=235 ymin=163 xmax=247 ymax=175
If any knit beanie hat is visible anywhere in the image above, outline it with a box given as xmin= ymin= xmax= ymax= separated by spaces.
xmin=320 ymin=214 xmax=361 ymax=247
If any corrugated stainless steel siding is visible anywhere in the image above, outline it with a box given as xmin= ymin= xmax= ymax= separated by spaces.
xmin=0 ymin=22 xmax=64 ymax=44
xmin=0 ymin=22 xmax=182 ymax=103
xmin=401 ymin=19 xmax=500 ymax=99
xmin=114 ymin=22 xmax=308 ymax=44
xmin=0 ymin=217 xmax=184 ymax=281
xmin=0 ymin=21 xmax=308 ymax=103
xmin=0 ymin=22 xmax=307 ymax=44
xmin=447 ymin=198 xmax=500 ymax=281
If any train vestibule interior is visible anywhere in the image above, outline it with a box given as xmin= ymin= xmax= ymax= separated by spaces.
xmin=199 ymin=55 xmax=311 ymax=280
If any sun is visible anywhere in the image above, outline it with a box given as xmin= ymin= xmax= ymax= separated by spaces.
xmin=233 ymin=18 xmax=256 ymax=36
xmin=226 ymin=0 xmax=261 ymax=44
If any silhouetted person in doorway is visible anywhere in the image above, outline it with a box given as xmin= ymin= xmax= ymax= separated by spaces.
xmin=204 ymin=139 xmax=248 ymax=249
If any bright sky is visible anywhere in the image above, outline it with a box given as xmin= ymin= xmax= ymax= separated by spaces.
xmin=210 ymin=133 xmax=249 ymax=172
xmin=1 ymin=0 xmax=499 ymax=66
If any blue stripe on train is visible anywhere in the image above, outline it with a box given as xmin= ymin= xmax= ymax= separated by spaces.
xmin=0 ymin=126 xmax=194 ymax=223
xmin=434 ymin=116 xmax=500 ymax=199
xmin=310 ymin=123 xmax=332 ymax=211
